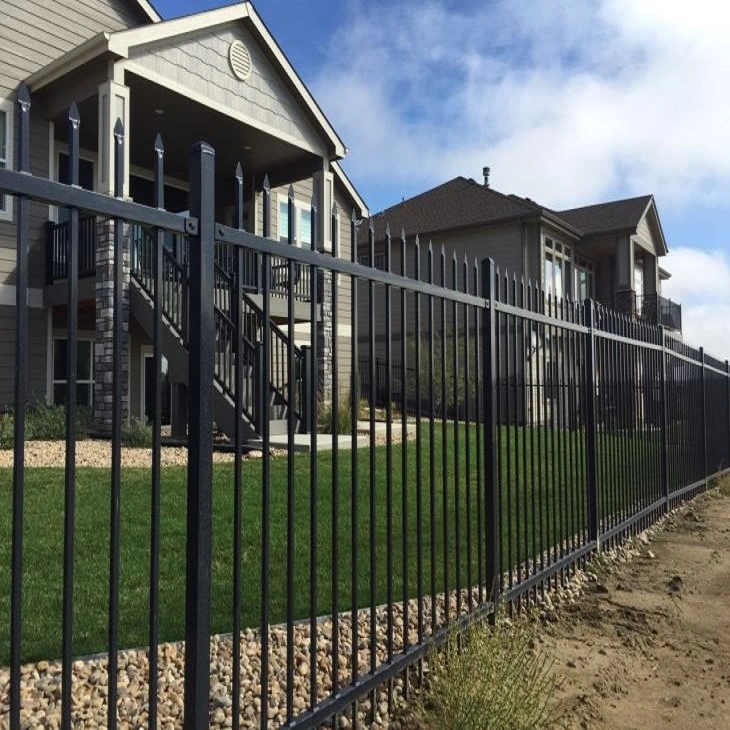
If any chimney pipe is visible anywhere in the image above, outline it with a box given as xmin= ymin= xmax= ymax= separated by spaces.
xmin=483 ymin=166 xmax=490 ymax=188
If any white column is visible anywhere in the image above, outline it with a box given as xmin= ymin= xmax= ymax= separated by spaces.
xmin=97 ymin=80 xmax=130 ymax=197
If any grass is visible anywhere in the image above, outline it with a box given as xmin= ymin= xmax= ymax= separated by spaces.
xmin=0 ymin=421 xmax=689 ymax=664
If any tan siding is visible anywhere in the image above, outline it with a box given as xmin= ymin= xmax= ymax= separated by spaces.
xmin=0 ymin=0 xmax=145 ymax=97
xmin=128 ymin=23 xmax=323 ymax=154
xmin=0 ymin=114 xmax=50 ymax=288
xmin=0 ymin=0 xmax=148 ymax=285
xmin=0 ymin=306 xmax=47 ymax=408
xmin=634 ymin=215 xmax=657 ymax=255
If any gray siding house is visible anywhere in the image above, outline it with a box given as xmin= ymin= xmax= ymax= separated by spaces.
xmin=0 ymin=0 xmax=367 ymax=438
xmin=358 ymin=174 xmax=681 ymax=353
xmin=356 ymin=174 xmax=681 ymax=424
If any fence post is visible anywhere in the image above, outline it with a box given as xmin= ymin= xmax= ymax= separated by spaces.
xmin=301 ymin=345 xmax=312 ymax=434
xmin=584 ymin=300 xmax=600 ymax=549
xmin=481 ymin=258 xmax=500 ymax=614
xmin=700 ymin=347 xmax=708 ymax=487
xmin=184 ymin=141 xmax=216 ymax=729
xmin=660 ymin=328 xmax=670 ymax=510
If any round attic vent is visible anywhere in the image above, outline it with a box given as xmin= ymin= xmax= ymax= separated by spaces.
xmin=229 ymin=40 xmax=252 ymax=81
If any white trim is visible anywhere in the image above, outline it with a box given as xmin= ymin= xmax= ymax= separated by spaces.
xmin=331 ymin=161 xmax=368 ymax=218
xmin=108 ymin=3 xmax=250 ymax=53
xmin=244 ymin=4 xmax=346 ymax=158
xmin=277 ymin=196 xmax=313 ymax=247
xmin=0 ymin=97 xmax=15 ymax=222
xmin=135 ymin=0 xmax=161 ymax=23
xmin=0 ymin=285 xmax=43 ymax=308
xmin=26 ymin=33 xmax=112 ymax=92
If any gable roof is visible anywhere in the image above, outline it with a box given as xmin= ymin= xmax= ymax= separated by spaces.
xmin=365 ymin=177 xmax=539 ymax=240
xmin=557 ymin=195 xmax=654 ymax=236
xmin=26 ymin=1 xmax=346 ymax=158
xmin=107 ymin=1 xmax=346 ymax=157
xmin=133 ymin=0 xmax=161 ymax=23
xmin=364 ymin=180 xmax=667 ymax=254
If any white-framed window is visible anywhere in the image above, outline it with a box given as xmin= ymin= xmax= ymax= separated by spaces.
xmin=52 ymin=337 xmax=95 ymax=406
xmin=0 ymin=98 xmax=15 ymax=222
xmin=278 ymin=198 xmax=312 ymax=247
xmin=574 ymin=255 xmax=595 ymax=301
xmin=544 ymin=237 xmax=573 ymax=299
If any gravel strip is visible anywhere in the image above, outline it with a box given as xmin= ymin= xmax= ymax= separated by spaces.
xmin=0 ymin=426 xmax=412 ymax=469
xmin=0 ymin=517 xmax=667 ymax=730
xmin=0 ymin=589 xmax=476 ymax=730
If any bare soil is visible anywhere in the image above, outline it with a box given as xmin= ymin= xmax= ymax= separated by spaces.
xmin=545 ymin=488 xmax=730 ymax=729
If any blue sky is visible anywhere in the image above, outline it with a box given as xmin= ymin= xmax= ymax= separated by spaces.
xmin=153 ymin=0 xmax=730 ymax=356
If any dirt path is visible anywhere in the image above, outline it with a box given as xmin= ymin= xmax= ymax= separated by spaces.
xmin=545 ymin=487 xmax=730 ymax=730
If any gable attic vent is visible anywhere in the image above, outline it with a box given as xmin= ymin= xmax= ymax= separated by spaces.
xmin=229 ymin=41 xmax=252 ymax=81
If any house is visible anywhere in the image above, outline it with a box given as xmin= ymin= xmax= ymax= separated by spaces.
xmin=0 ymin=0 xmax=367 ymax=439
xmin=356 ymin=173 xmax=681 ymax=425
xmin=359 ymin=172 xmax=680 ymax=332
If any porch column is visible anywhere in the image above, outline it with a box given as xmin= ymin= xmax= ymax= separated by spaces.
xmin=313 ymin=168 xmax=334 ymax=403
xmin=94 ymin=80 xmax=131 ymax=432
xmin=614 ymin=234 xmax=635 ymax=316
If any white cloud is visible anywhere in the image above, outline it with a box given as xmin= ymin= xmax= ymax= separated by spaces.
xmin=315 ymin=0 xmax=730 ymax=358
xmin=663 ymin=247 xmax=730 ymax=360
xmin=315 ymin=0 xmax=730 ymax=211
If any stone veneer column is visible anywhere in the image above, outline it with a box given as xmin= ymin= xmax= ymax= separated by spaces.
xmin=94 ymin=219 xmax=130 ymax=433
xmin=613 ymin=288 xmax=636 ymax=317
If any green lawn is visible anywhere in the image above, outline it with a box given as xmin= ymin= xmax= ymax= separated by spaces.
xmin=0 ymin=422 xmax=665 ymax=664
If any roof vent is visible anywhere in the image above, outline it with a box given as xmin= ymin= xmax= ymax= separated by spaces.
xmin=229 ymin=41 xmax=252 ymax=81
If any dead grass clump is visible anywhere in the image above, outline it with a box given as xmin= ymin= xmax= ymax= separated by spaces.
xmin=409 ymin=618 xmax=561 ymax=730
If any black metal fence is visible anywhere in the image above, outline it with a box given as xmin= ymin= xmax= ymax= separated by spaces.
xmin=2 ymin=85 xmax=730 ymax=730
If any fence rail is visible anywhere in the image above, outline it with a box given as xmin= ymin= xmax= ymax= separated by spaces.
xmin=2 ymin=85 xmax=730 ymax=730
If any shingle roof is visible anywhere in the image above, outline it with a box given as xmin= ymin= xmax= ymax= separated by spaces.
xmin=363 ymin=177 xmax=537 ymax=240
xmin=362 ymin=180 xmax=657 ymax=246
xmin=557 ymin=195 xmax=653 ymax=236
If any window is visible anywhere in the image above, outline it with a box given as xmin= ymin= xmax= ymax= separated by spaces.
xmin=53 ymin=338 xmax=95 ymax=406
xmin=0 ymin=98 xmax=14 ymax=221
xmin=358 ymin=252 xmax=386 ymax=269
xmin=278 ymin=198 xmax=312 ymax=247
xmin=544 ymin=236 xmax=573 ymax=299
xmin=574 ymin=256 xmax=595 ymax=300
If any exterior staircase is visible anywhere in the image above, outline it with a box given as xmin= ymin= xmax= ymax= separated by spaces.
xmin=129 ymin=226 xmax=305 ymax=443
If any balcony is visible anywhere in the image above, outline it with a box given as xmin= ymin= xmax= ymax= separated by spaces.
xmin=44 ymin=219 xmax=315 ymax=304
xmin=637 ymin=293 xmax=682 ymax=331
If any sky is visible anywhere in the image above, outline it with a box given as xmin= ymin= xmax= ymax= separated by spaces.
xmin=153 ymin=0 xmax=730 ymax=359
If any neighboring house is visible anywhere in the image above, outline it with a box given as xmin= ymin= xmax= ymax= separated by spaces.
xmin=358 ymin=173 xmax=680 ymax=340
xmin=357 ymin=173 xmax=681 ymax=423
xmin=0 ymin=0 xmax=367 ymax=439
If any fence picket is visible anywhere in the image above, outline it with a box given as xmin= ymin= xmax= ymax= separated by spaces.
xmin=1 ymin=101 xmax=729 ymax=729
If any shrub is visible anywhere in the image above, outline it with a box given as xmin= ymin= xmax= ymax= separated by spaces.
xmin=0 ymin=402 xmax=93 ymax=447
xmin=317 ymin=395 xmax=353 ymax=434
xmin=409 ymin=619 xmax=560 ymax=730
xmin=122 ymin=417 xmax=154 ymax=448
xmin=0 ymin=411 xmax=13 ymax=448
